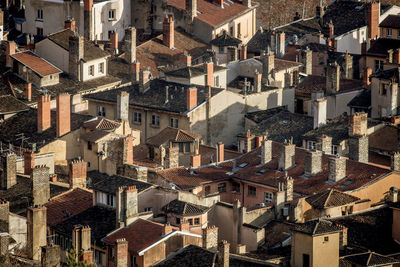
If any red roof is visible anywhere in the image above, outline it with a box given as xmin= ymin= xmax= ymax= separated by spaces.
xmin=103 ymin=219 xmax=178 ymax=253
xmin=45 ymin=188 xmax=93 ymax=226
xmin=165 ymin=0 xmax=252 ymax=27
xmin=10 ymin=51 xmax=62 ymax=77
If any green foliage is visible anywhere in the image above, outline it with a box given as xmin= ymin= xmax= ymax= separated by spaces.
xmin=66 ymin=247 xmax=93 ymax=267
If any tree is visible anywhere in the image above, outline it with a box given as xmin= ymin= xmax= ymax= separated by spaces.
xmin=66 ymin=247 xmax=93 ymax=267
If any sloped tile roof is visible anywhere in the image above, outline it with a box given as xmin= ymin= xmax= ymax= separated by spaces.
xmin=146 ymin=127 xmax=201 ymax=146
xmin=102 ymin=219 xmax=178 ymax=253
xmin=247 ymin=30 xmax=273 ymax=54
xmin=369 ymin=125 xmax=400 ymax=153
xmin=45 ymin=188 xmax=93 ymax=226
xmin=210 ymin=31 xmax=242 ymax=47
xmin=10 ymin=51 xmax=62 ymax=77
xmin=341 ymin=252 xmax=399 ymax=266
xmin=367 ymin=38 xmax=400 ymax=57
xmin=161 ymin=199 xmax=209 ymax=215
xmin=293 ymin=219 xmax=342 ymax=236
xmin=380 ymin=14 xmax=400 ymax=29
xmin=0 ymin=95 xmax=30 ymax=114
xmin=165 ymin=64 xmax=227 ymax=78
xmin=83 ymin=117 xmax=121 ymax=131
xmin=347 ymin=89 xmax=371 ymax=109
xmin=305 ymin=189 xmax=360 ymax=209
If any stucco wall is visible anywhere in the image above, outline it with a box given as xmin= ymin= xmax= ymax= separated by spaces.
xmin=35 ymin=38 xmax=69 ymax=72
xmin=335 ymin=27 xmax=367 ymax=55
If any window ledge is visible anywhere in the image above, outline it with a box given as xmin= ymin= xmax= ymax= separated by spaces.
xmin=150 ymin=124 xmax=160 ymax=128
xmin=132 ymin=121 xmax=142 ymax=125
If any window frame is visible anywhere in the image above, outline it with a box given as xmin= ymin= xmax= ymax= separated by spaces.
xmin=37 ymin=9 xmax=43 ymax=20
xmin=194 ymin=218 xmax=200 ymax=225
xmin=133 ymin=111 xmax=142 ymax=124
xmin=97 ymin=106 xmax=106 ymax=117
xmin=248 ymin=185 xmax=256 ymax=197
xmin=307 ymin=141 xmax=316 ymax=150
xmin=169 ymin=117 xmax=178 ymax=128
xmin=264 ymin=191 xmax=273 ymax=202
xmin=89 ymin=65 xmax=95 ymax=76
xmin=231 ymin=182 xmax=240 ymax=193
xmin=98 ymin=62 xmax=104 ymax=74
xmin=217 ymin=182 xmax=227 ymax=193
xmin=108 ymin=9 xmax=116 ymax=20
xmin=387 ymin=28 xmax=392 ymax=36
xmin=37 ymin=27 xmax=43 ymax=36
xmin=151 ymin=114 xmax=160 ymax=127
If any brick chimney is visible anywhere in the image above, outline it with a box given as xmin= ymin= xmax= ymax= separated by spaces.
xmin=163 ymin=15 xmax=174 ymax=49
xmin=72 ymin=225 xmax=93 ymax=264
xmin=202 ymin=226 xmax=218 ymax=250
xmin=344 ymin=52 xmax=353 ymax=79
xmin=313 ymin=98 xmax=327 ymax=129
xmin=217 ymin=142 xmax=224 ymax=163
xmin=363 ymin=67 xmax=372 ymax=87
xmin=1 ymin=153 xmax=16 ymax=189
xmin=83 ymin=0 xmax=93 ymax=40
xmin=24 ymin=83 xmax=32 ymax=101
xmin=190 ymin=154 xmax=201 ymax=168
xmin=24 ymin=151 xmax=36 ymax=175
xmin=31 ymin=165 xmax=50 ymax=206
xmin=215 ymin=0 xmax=223 ymax=8
xmin=186 ymin=0 xmax=197 ymax=21
xmin=116 ymin=186 xmax=138 ymax=227
xmin=206 ymin=62 xmax=214 ymax=87
xmin=117 ymin=91 xmax=129 ymax=122
xmin=187 ymin=87 xmax=197 ymax=111
xmin=261 ymin=138 xmax=272 ymax=165
xmin=179 ymin=220 xmax=190 ymax=232
xmin=316 ymin=135 xmax=332 ymax=154
xmin=131 ymin=61 xmax=140 ymax=83
xmin=254 ymin=71 xmax=262 ymax=92
xmin=122 ymin=135 xmax=133 ymax=165
xmin=56 ymin=93 xmax=71 ymax=137
xmin=64 ymin=18 xmax=76 ymax=32
xmin=163 ymin=222 xmax=173 ymax=235
xmin=328 ymin=156 xmax=346 ymax=183
xmin=278 ymin=141 xmax=295 ymax=171
xmin=165 ymin=146 xmax=179 ymax=168
xmin=391 ymin=152 xmax=400 ymax=171
xmin=304 ymin=150 xmax=322 ymax=176
xmin=255 ymin=136 xmax=263 ymax=147
xmin=110 ymin=31 xmax=119 ymax=54
xmin=69 ymin=159 xmax=87 ymax=188
xmin=367 ymin=1 xmax=380 ymax=39
xmin=115 ymin=238 xmax=128 ymax=266
xmin=27 ymin=205 xmax=47 ymax=261
xmin=348 ymin=113 xmax=367 ymax=137
xmin=240 ymin=45 xmax=247 ymax=60
xmin=37 ymin=94 xmax=51 ymax=133
xmin=217 ymin=241 xmax=230 ymax=267
xmin=179 ymin=52 xmax=192 ymax=66
xmin=6 ymin=41 xmax=16 ymax=68
xmin=69 ymin=36 xmax=84 ymax=81
xmin=326 ymin=62 xmax=340 ymax=95
xmin=124 ymin=27 xmax=136 ymax=64
xmin=303 ymin=48 xmax=312 ymax=75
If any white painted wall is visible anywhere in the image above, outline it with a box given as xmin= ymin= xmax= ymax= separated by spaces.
xmin=35 ymin=38 xmax=69 ymax=72
xmin=335 ymin=27 xmax=367 ymax=55
xmin=82 ymin=57 xmax=108 ymax=81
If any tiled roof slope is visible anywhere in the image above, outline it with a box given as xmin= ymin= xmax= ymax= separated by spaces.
xmin=367 ymin=38 xmax=400 ymax=57
xmin=341 ymin=252 xmax=399 ymax=266
xmin=293 ymin=219 xmax=342 ymax=236
xmin=10 ymin=51 xmax=62 ymax=77
xmin=161 ymin=199 xmax=209 ymax=215
xmin=83 ymin=80 xmax=223 ymax=114
xmin=380 ymin=14 xmax=400 ymax=29
xmin=87 ymin=171 xmax=153 ymax=194
xmin=146 ymin=127 xmax=201 ymax=146
xmin=46 ymin=29 xmax=110 ymax=61
xmin=0 ymin=108 xmax=93 ymax=149
xmin=247 ymin=30 xmax=273 ymax=54
xmin=305 ymin=189 xmax=360 ymax=209
xmin=165 ymin=0 xmax=254 ymax=28
xmin=165 ymin=64 xmax=227 ymax=78
xmin=371 ymin=67 xmax=400 ymax=83
xmin=102 ymin=219 xmax=178 ymax=253
xmin=83 ymin=117 xmax=121 ymax=131
xmin=198 ymin=144 xmax=242 ymax=165
xmin=0 ymin=95 xmax=30 ymax=114
xmin=45 ymin=188 xmax=93 ymax=226
xmin=369 ymin=125 xmax=400 ymax=153
xmin=210 ymin=31 xmax=242 ymax=47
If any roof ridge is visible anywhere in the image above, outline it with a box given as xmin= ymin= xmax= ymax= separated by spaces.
xmin=324 ymin=189 xmax=334 ymax=208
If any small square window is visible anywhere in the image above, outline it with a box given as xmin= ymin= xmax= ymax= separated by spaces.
xmin=231 ymin=182 xmax=240 ymax=192
xmin=188 ymin=219 xmax=193 ymax=225
xmin=324 ymin=236 xmax=329 ymax=242
xmin=151 ymin=114 xmax=160 ymax=126
xmin=133 ymin=112 xmax=142 ymax=124
xmin=89 ymin=65 xmax=94 ymax=76
xmin=248 ymin=185 xmax=256 ymax=196
xmin=194 ymin=218 xmax=200 ymax=225
xmin=87 ymin=142 xmax=92 ymax=150
xmin=205 ymin=186 xmax=211 ymax=195
xmin=264 ymin=192 xmax=273 ymax=202
xmin=97 ymin=106 xmax=106 ymax=117
xmin=219 ymin=46 xmax=224 ymax=53
xmin=218 ymin=183 xmax=226 ymax=193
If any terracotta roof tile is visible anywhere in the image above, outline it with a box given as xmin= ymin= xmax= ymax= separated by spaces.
xmin=147 ymin=127 xmax=201 ymax=146
xmin=161 ymin=199 xmax=209 ymax=215
xmin=305 ymin=189 xmax=360 ymax=209
xmin=293 ymin=219 xmax=342 ymax=236
xmin=341 ymin=252 xmax=400 ymax=266
xmin=10 ymin=51 xmax=62 ymax=77
xmin=80 ymin=130 xmax=111 ymax=143
xmin=102 ymin=219 xmax=178 ymax=253
xmin=83 ymin=117 xmax=121 ymax=131
xmin=45 ymin=188 xmax=93 ymax=226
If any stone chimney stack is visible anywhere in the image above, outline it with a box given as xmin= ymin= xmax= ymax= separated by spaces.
xmin=131 ymin=61 xmax=140 ymax=83
xmin=187 ymin=87 xmax=197 ymax=111
xmin=31 ymin=165 xmax=50 ymax=206
xmin=56 ymin=93 xmax=71 ymax=137
xmin=190 ymin=154 xmax=201 ymax=168
xmin=363 ymin=67 xmax=372 ymax=87
xmin=303 ymin=48 xmax=312 ymax=75
xmin=69 ymin=159 xmax=87 ymax=188
xmin=217 ymin=142 xmax=224 ymax=162
xmin=255 ymin=136 xmax=263 ymax=148
xmin=261 ymin=51 xmax=275 ymax=85
xmin=41 ymin=244 xmax=61 ymax=267
xmin=64 ymin=18 xmax=76 ymax=32
xmin=0 ymin=233 xmax=9 ymax=256
xmin=313 ymin=98 xmax=327 ymax=129
xmin=163 ymin=15 xmax=174 ymax=49
xmin=278 ymin=141 xmax=295 ymax=171
xmin=163 ymin=222 xmax=173 ymax=235
xmin=117 ymin=91 xmax=129 ymax=122
xmin=37 ymin=94 xmax=51 ymax=133
xmin=316 ymin=135 xmax=332 ymax=154
xmin=83 ymin=0 xmax=93 ymax=40
xmin=285 ymin=174 xmax=293 ymax=201
xmin=27 ymin=205 xmax=47 ymax=261
xmin=206 ymin=61 xmax=214 ymax=87
xmin=391 ymin=152 xmax=400 ymax=171
xmin=326 ymin=62 xmax=340 ymax=95
xmin=0 ymin=200 xmax=9 ymax=223
xmin=121 ymin=135 xmax=133 ymax=165
xmin=344 ymin=52 xmax=353 ymax=79
xmin=348 ymin=113 xmax=368 ymax=163
xmin=1 ymin=153 xmax=16 ymax=189
xmin=165 ymin=146 xmax=179 ymax=168
xmin=367 ymin=1 xmax=380 ymax=39
xmin=304 ymin=150 xmax=322 ymax=176
xmin=72 ymin=226 xmax=93 ymax=264
xmin=115 ymin=238 xmax=128 ymax=267
xmin=25 ymin=83 xmax=32 ymax=101
xmin=139 ymin=70 xmax=151 ymax=93
xmin=69 ymin=36 xmax=84 ymax=81
xmin=124 ymin=27 xmax=136 ymax=64
xmin=186 ymin=0 xmax=197 ymax=21
xmin=202 ymin=226 xmax=218 ymax=250
xmin=261 ymin=138 xmax=272 ymax=165
xmin=217 ymin=241 xmax=230 ymax=267
xmin=6 ymin=41 xmax=16 ymax=68
xmin=116 ymin=185 xmax=138 ymax=227
xmin=348 ymin=113 xmax=367 ymax=137
xmin=254 ymin=71 xmax=262 ymax=92
xmin=110 ymin=31 xmax=119 ymax=54
xmin=328 ymin=156 xmax=346 ymax=183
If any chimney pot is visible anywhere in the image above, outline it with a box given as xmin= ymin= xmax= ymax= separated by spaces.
xmin=261 ymin=138 xmax=272 ymax=164
xmin=240 ymin=45 xmax=247 ymax=60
